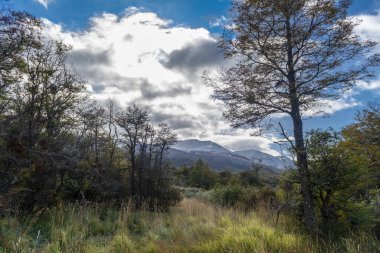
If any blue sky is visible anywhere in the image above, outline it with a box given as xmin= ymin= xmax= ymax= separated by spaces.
xmin=13 ymin=0 xmax=380 ymax=30
xmin=14 ymin=0 xmax=230 ymax=32
xmin=11 ymin=0 xmax=380 ymax=154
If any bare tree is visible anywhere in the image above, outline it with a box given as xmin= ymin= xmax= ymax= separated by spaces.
xmin=116 ymin=105 xmax=149 ymax=197
xmin=77 ymin=101 xmax=108 ymax=171
xmin=204 ymin=0 xmax=380 ymax=233
xmin=154 ymin=123 xmax=177 ymax=184
xmin=106 ymin=99 xmax=119 ymax=168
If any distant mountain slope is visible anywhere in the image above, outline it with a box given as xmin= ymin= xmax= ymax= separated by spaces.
xmin=167 ymin=148 xmax=253 ymax=172
xmin=172 ymin=139 xmax=231 ymax=154
xmin=234 ymin=150 xmax=293 ymax=170
xmin=168 ymin=139 xmax=293 ymax=172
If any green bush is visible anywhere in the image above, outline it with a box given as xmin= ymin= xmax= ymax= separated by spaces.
xmin=211 ymin=184 xmax=245 ymax=207
xmin=210 ymin=185 xmax=279 ymax=210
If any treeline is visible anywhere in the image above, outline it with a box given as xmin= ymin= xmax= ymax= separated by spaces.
xmin=0 ymin=2 xmax=180 ymax=212
xmin=176 ymin=159 xmax=273 ymax=190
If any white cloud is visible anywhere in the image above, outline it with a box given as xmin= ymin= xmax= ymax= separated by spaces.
xmin=35 ymin=0 xmax=51 ymax=9
xmin=355 ymin=10 xmax=380 ymax=50
xmin=209 ymin=15 xmax=228 ymax=28
xmin=356 ymin=80 xmax=380 ymax=91
xmin=212 ymin=130 xmax=283 ymax=156
xmin=353 ymin=10 xmax=380 ymax=93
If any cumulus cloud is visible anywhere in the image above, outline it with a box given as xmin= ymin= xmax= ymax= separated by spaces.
xmin=159 ymin=39 xmax=224 ymax=74
xmin=355 ymin=10 xmax=380 ymax=50
xmin=353 ymin=10 xmax=380 ymax=93
xmin=40 ymin=7 xmax=365 ymax=155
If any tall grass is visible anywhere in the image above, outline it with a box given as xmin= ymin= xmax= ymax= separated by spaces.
xmin=0 ymin=198 xmax=378 ymax=253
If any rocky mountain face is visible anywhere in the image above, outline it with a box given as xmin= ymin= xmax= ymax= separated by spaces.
xmin=168 ymin=139 xmax=293 ymax=172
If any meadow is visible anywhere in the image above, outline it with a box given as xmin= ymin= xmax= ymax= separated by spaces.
xmin=1 ymin=198 xmax=378 ymax=253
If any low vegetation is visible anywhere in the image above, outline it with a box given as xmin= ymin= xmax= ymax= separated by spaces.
xmin=1 ymin=198 xmax=378 ymax=253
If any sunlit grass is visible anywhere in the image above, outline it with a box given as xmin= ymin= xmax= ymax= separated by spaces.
xmin=0 ymin=198 xmax=378 ymax=253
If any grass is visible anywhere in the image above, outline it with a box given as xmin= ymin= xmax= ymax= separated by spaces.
xmin=0 ymin=198 xmax=378 ymax=253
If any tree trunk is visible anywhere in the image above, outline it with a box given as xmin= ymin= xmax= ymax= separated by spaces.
xmin=130 ymin=148 xmax=136 ymax=197
xmin=285 ymin=10 xmax=317 ymax=233
xmin=291 ymin=108 xmax=317 ymax=233
xmin=138 ymin=143 xmax=146 ymax=197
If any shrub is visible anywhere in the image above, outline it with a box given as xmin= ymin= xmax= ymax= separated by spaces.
xmin=210 ymin=185 xmax=279 ymax=211
xmin=211 ymin=184 xmax=245 ymax=207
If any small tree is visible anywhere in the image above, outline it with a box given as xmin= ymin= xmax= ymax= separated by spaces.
xmin=306 ymin=129 xmax=358 ymax=229
xmin=116 ymin=105 xmax=149 ymax=197
xmin=205 ymin=0 xmax=379 ymax=233
xmin=189 ymin=159 xmax=218 ymax=189
xmin=341 ymin=102 xmax=380 ymax=191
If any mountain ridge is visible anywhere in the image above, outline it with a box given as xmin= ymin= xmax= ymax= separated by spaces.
xmin=168 ymin=139 xmax=294 ymax=172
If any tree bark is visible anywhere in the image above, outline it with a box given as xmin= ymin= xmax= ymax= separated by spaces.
xmin=291 ymin=109 xmax=317 ymax=233
xmin=285 ymin=9 xmax=317 ymax=234
xmin=289 ymin=66 xmax=317 ymax=233
xmin=130 ymin=155 xmax=135 ymax=196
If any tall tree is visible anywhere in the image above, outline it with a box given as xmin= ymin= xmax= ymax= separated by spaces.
xmin=205 ymin=0 xmax=379 ymax=233
xmin=0 ymin=1 xmax=41 ymax=117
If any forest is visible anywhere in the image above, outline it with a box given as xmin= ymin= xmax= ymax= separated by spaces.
xmin=0 ymin=0 xmax=379 ymax=252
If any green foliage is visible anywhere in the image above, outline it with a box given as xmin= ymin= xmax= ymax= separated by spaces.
xmin=239 ymin=168 xmax=262 ymax=187
xmin=210 ymin=184 xmax=279 ymax=211
xmin=175 ymin=160 xmax=219 ymax=190
xmin=280 ymin=123 xmax=380 ymax=235
xmin=211 ymin=184 xmax=245 ymax=207
xmin=175 ymin=161 xmax=267 ymax=191
xmin=188 ymin=160 xmax=218 ymax=189
xmin=341 ymin=102 xmax=380 ymax=191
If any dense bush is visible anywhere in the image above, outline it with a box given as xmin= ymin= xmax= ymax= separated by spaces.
xmin=210 ymin=184 xmax=279 ymax=211
xmin=211 ymin=184 xmax=245 ymax=207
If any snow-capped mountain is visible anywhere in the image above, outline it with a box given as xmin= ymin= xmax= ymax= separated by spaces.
xmin=168 ymin=139 xmax=294 ymax=171
xmin=172 ymin=139 xmax=231 ymax=154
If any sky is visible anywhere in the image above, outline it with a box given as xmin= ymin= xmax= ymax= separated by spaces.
xmin=11 ymin=0 xmax=380 ymax=156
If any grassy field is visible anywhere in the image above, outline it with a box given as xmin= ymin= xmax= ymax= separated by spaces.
xmin=0 ymin=198 xmax=378 ymax=253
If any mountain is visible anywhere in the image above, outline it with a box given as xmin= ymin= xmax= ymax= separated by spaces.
xmin=167 ymin=148 xmax=254 ymax=172
xmin=233 ymin=150 xmax=293 ymax=170
xmin=172 ymin=139 xmax=231 ymax=154
xmin=168 ymin=139 xmax=293 ymax=172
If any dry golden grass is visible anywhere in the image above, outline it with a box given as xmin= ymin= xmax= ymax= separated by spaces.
xmin=0 ymin=198 xmax=378 ymax=253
